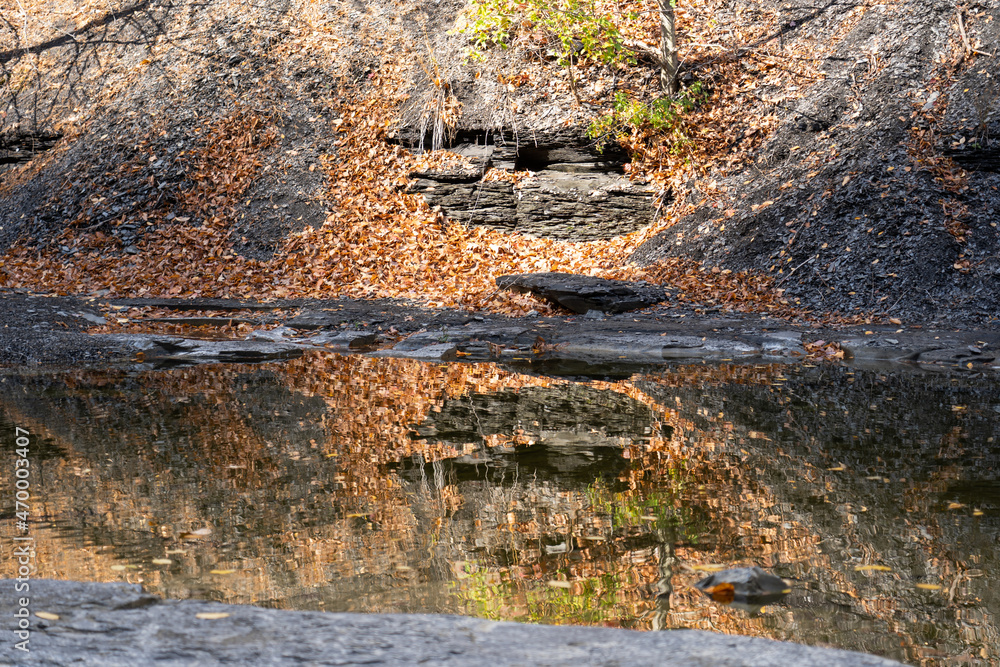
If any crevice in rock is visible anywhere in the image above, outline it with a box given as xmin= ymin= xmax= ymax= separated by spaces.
xmin=0 ymin=131 xmax=63 ymax=165
xmin=944 ymin=141 xmax=1000 ymax=172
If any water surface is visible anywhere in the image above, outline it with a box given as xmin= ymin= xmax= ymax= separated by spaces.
xmin=1 ymin=354 xmax=998 ymax=665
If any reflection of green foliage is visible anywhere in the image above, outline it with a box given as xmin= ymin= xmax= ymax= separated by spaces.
xmin=586 ymin=471 xmax=703 ymax=541
xmin=457 ymin=0 xmax=630 ymax=68
xmin=587 ymin=84 xmax=708 ymax=153
xmin=453 ymin=564 xmax=623 ymax=624
xmin=453 ymin=464 xmax=708 ymax=626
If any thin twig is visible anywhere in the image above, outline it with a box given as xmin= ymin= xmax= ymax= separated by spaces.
xmin=956 ymin=5 xmax=972 ymax=56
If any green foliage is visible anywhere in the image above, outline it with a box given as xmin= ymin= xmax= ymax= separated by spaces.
xmin=456 ymin=0 xmax=630 ymax=68
xmin=587 ymin=83 xmax=708 ymax=151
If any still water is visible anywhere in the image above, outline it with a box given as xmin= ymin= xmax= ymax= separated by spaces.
xmin=1 ymin=353 xmax=998 ymax=665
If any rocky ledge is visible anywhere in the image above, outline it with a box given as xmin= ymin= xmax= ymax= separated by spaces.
xmin=2 ymin=579 xmax=904 ymax=667
xmin=2 ymin=290 xmax=1000 ymax=370
xmin=496 ymin=272 xmax=671 ymax=314
xmin=405 ymin=129 xmax=659 ymax=241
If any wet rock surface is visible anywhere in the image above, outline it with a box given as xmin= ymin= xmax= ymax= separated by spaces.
xmin=496 ymin=272 xmax=670 ymax=314
xmin=3 ymin=291 xmax=1000 ymax=370
xmin=0 ymin=289 xmax=132 ymax=365
xmin=1 ymin=579 xmax=905 ymax=667
xmin=126 ymin=336 xmax=304 ymax=363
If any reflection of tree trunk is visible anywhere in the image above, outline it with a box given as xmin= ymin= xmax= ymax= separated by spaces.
xmin=656 ymin=0 xmax=679 ymax=95
xmin=651 ymin=525 xmax=676 ymax=631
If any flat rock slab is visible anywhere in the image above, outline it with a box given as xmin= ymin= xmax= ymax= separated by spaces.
xmin=839 ymin=332 xmax=999 ymax=367
xmin=372 ymin=341 xmax=460 ymax=361
xmin=497 ymin=273 xmax=669 ymax=314
xmin=107 ymin=298 xmax=303 ymax=311
xmin=101 ymin=335 xmax=304 ymax=364
xmin=554 ymin=332 xmax=798 ymax=362
xmin=2 ymin=580 xmax=905 ymax=667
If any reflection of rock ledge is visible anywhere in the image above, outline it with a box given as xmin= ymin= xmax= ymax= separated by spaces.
xmin=5 ymin=579 xmax=906 ymax=666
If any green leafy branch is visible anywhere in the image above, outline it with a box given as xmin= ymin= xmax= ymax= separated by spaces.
xmin=456 ymin=0 xmax=631 ymax=103
xmin=587 ymin=83 xmax=708 ymax=153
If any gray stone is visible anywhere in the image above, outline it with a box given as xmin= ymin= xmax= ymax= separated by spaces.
xmin=146 ymin=316 xmax=259 ymax=326
xmin=410 ymin=179 xmax=517 ymax=229
xmin=247 ymin=326 xmax=296 ymax=341
xmin=373 ymin=342 xmax=459 ymax=361
xmin=108 ymin=298 xmax=289 ymax=312
xmin=497 ymin=273 xmax=669 ymax=314
xmin=306 ymin=330 xmax=381 ymax=349
xmin=0 ymin=579 xmax=906 ymax=667
xmin=514 ymin=172 xmax=656 ymax=240
xmin=74 ymin=311 xmax=107 ymax=325
xmin=114 ymin=335 xmax=304 ymax=363
xmin=694 ymin=566 xmax=791 ymax=600
xmin=839 ymin=334 xmax=998 ymax=367
xmin=409 ymin=174 xmax=655 ymax=241
xmin=405 ymin=130 xmax=657 ymax=241
xmin=285 ymin=310 xmax=348 ymax=330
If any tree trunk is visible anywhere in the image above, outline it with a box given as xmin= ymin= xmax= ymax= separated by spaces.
xmin=657 ymin=0 xmax=679 ymax=95
xmin=566 ymin=57 xmax=581 ymax=106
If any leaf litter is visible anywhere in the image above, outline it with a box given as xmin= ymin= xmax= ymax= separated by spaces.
xmin=0 ymin=0 xmax=966 ymax=329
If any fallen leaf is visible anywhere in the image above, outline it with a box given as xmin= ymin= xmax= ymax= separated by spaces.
xmin=705 ymin=582 xmax=736 ymax=603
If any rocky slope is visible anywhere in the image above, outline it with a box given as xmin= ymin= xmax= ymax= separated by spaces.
xmin=0 ymin=0 xmax=997 ymax=327
xmin=631 ymin=0 xmax=1000 ymax=326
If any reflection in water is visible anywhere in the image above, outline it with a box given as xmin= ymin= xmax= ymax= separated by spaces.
xmin=693 ymin=566 xmax=791 ymax=611
xmin=1 ymin=355 xmax=999 ymax=665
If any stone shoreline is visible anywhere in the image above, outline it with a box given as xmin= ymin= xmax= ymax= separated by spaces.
xmin=0 ymin=290 xmax=997 ymax=371
xmin=1 ymin=580 xmax=906 ymax=666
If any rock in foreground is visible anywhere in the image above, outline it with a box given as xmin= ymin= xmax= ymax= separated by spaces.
xmin=3 ymin=579 xmax=905 ymax=666
xmin=497 ymin=272 xmax=669 ymax=314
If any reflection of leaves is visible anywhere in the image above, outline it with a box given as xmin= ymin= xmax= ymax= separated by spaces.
xmin=704 ymin=582 xmax=736 ymax=603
